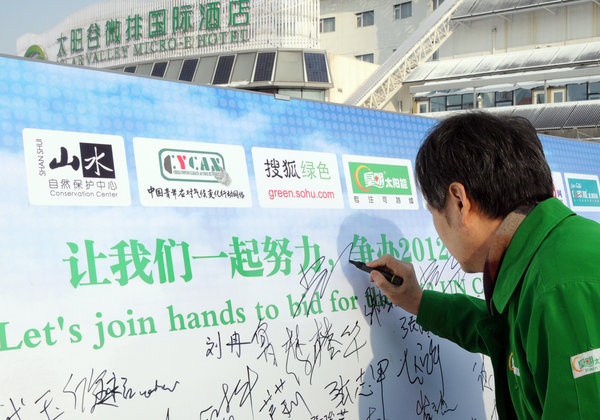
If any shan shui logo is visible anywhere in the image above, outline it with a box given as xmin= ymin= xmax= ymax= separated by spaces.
xmin=49 ymin=142 xmax=116 ymax=179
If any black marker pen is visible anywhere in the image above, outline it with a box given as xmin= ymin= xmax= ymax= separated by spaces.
xmin=349 ymin=260 xmax=404 ymax=286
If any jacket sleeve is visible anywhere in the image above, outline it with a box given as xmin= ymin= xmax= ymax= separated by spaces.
xmin=528 ymin=282 xmax=600 ymax=419
xmin=416 ymin=289 xmax=493 ymax=356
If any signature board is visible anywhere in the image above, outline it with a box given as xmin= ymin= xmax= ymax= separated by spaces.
xmin=2 ymin=55 xmax=600 ymax=420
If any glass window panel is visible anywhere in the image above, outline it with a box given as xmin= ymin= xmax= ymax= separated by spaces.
xmin=302 ymin=89 xmax=325 ymax=101
xmin=482 ymin=92 xmax=495 ymax=108
xmin=496 ymin=91 xmax=513 ymax=103
xmin=447 ymin=94 xmax=461 ymax=106
xmin=355 ymin=53 xmax=374 ymax=63
xmin=357 ymin=11 xmax=374 ymax=27
xmin=589 ymin=81 xmax=600 ymax=94
xmin=534 ymin=92 xmax=545 ymax=104
xmin=514 ymin=88 xmax=532 ymax=106
xmin=194 ymin=56 xmax=218 ymax=84
xmin=320 ymin=17 xmax=335 ymax=33
xmin=553 ymin=90 xmax=565 ymax=103
xmin=567 ymin=83 xmax=587 ymax=101
xmin=124 ymin=66 xmax=136 ymax=73
xmin=165 ymin=60 xmax=182 ymax=80
xmin=274 ymin=51 xmax=304 ymax=83
xmin=231 ymin=52 xmax=255 ymax=83
xmin=278 ymin=89 xmax=302 ymax=99
xmin=401 ymin=2 xmax=412 ymax=19
xmin=462 ymin=93 xmax=474 ymax=109
xmin=136 ymin=63 xmax=153 ymax=76
xmin=430 ymin=96 xmax=446 ymax=112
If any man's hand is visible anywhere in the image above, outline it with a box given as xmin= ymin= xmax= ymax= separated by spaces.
xmin=367 ymin=254 xmax=423 ymax=315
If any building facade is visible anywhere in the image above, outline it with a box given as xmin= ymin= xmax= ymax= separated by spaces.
xmin=17 ymin=0 xmax=333 ymax=101
xmin=16 ymin=0 xmax=600 ymax=139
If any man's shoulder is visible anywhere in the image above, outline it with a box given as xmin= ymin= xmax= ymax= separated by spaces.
xmin=528 ymin=209 xmax=600 ymax=288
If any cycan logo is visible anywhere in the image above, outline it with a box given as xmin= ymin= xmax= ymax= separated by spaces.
xmin=159 ymin=149 xmax=228 ymax=183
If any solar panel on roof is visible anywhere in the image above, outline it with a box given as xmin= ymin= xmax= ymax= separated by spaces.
xmin=212 ymin=55 xmax=235 ymax=85
xmin=469 ymin=0 xmax=498 ymax=15
xmin=533 ymin=105 xmax=576 ymax=130
xmin=453 ymin=0 xmax=478 ymax=18
xmin=493 ymin=0 xmax=520 ymax=12
xmin=253 ymin=52 xmax=276 ymax=82
xmin=564 ymin=103 xmax=600 ymax=128
xmin=304 ymin=53 xmax=329 ymax=83
xmin=471 ymin=55 xmax=500 ymax=74
xmin=151 ymin=62 xmax=168 ymax=78
xmin=511 ymin=106 xmax=544 ymax=124
xmin=496 ymin=50 xmax=533 ymax=71
xmin=516 ymin=0 xmax=540 ymax=7
xmin=527 ymin=48 xmax=559 ymax=67
xmin=448 ymin=56 xmax=484 ymax=77
xmin=549 ymin=44 xmax=586 ymax=65
xmin=574 ymin=42 xmax=600 ymax=62
xmin=179 ymin=59 xmax=198 ymax=82
xmin=404 ymin=61 xmax=437 ymax=82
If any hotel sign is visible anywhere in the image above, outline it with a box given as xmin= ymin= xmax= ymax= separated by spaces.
xmin=50 ymin=1 xmax=250 ymax=66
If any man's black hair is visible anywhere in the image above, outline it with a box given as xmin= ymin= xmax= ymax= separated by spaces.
xmin=415 ymin=112 xmax=554 ymax=219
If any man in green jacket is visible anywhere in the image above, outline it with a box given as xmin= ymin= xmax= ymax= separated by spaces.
xmin=368 ymin=112 xmax=600 ymax=419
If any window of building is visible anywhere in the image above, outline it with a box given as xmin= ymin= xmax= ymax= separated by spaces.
xmin=588 ymin=81 xmax=600 ymax=99
xmin=417 ymin=101 xmax=429 ymax=113
xmin=355 ymin=53 xmax=374 ymax=63
xmin=394 ymin=2 xmax=412 ymax=20
xmin=430 ymin=96 xmax=446 ymax=112
xmin=495 ymin=91 xmax=513 ymax=107
xmin=446 ymin=94 xmax=462 ymax=110
xmin=514 ymin=89 xmax=532 ymax=106
xmin=432 ymin=0 xmax=445 ymax=10
xmin=567 ymin=83 xmax=587 ymax=101
xmin=552 ymin=88 xmax=565 ymax=103
xmin=278 ymin=88 xmax=326 ymax=101
xmin=588 ymin=81 xmax=600 ymax=94
xmin=479 ymin=92 xmax=494 ymax=108
xmin=320 ymin=17 xmax=335 ymax=33
xmin=124 ymin=66 xmax=136 ymax=73
xmin=533 ymin=89 xmax=545 ymax=104
xmin=462 ymin=93 xmax=474 ymax=109
xmin=356 ymin=11 xmax=374 ymax=27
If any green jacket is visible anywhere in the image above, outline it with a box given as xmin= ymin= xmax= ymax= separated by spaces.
xmin=417 ymin=198 xmax=600 ymax=419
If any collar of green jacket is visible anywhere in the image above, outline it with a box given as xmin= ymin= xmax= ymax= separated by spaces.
xmin=491 ymin=197 xmax=574 ymax=314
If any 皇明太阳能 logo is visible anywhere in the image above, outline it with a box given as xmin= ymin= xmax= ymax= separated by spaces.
xmin=348 ymin=161 xmax=412 ymax=196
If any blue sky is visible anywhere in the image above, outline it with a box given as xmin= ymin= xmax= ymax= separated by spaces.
xmin=0 ymin=0 xmax=106 ymax=56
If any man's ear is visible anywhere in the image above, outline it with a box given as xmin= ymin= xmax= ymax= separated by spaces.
xmin=447 ymin=182 xmax=472 ymax=224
